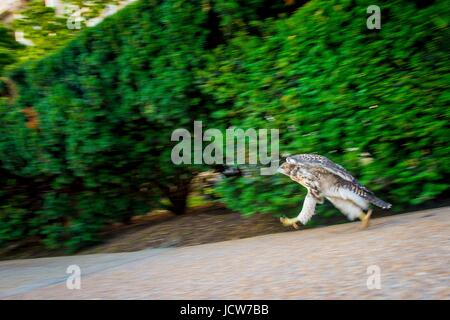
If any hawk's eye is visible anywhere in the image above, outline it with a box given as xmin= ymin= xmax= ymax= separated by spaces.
xmin=286 ymin=158 xmax=295 ymax=164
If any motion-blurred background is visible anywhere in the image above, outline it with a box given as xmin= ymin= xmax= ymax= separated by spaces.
xmin=0 ymin=0 xmax=448 ymax=257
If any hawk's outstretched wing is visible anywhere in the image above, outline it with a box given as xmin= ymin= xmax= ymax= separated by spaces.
xmin=287 ymin=154 xmax=357 ymax=184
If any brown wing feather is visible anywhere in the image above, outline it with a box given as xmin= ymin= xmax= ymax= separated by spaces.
xmin=287 ymin=154 xmax=371 ymax=192
xmin=288 ymin=154 xmax=355 ymax=182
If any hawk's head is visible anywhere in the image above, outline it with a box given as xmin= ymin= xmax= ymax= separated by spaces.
xmin=277 ymin=162 xmax=297 ymax=176
xmin=277 ymin=160 xmax=311 ymax=188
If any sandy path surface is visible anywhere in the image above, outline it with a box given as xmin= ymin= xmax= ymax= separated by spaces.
xmin=1 ymin=207 xmax=449 ymax=299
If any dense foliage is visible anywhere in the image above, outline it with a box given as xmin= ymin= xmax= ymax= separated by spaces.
xmin=1 ymin=0 xmax=211 ymax=250
xmin=0 ymin=26 xmax=22 ymax=73
xmin=8 ymin=0 xmax=126 ymax=68
xmin=0 ymin=26 xmax=22 ymax=97
xmin=0 ymin=0 xmax=448 ymax=251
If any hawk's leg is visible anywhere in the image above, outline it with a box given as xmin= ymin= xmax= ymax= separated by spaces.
xmin=359 ymin=209 xmax=372 ymax=229
xmin=280 ymin=190 xmax=317 ymax=229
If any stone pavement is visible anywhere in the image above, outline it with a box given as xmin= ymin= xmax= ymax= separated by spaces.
xmin=1 ymin=207 xmax=449 ymax=299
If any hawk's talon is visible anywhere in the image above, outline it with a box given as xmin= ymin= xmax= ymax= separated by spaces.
xmin=280 ymin=217 xmax=300 ymax=229
xmin=360 ymin=209 xmax=372 ymax=229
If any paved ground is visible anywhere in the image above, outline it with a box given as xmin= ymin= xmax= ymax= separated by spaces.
xmin=1 ymin=207 xmax=449 ymax=299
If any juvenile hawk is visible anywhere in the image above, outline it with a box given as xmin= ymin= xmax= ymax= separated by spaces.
xmin=278 ymin=154 xmax=391 ymax=229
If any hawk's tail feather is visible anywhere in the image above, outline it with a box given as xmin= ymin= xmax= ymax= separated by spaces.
xmin=369 ymin=196 xmax=392 ymax=209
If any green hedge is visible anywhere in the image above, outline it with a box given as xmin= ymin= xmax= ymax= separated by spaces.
xmin=1 ymin=0 xmax=212 ymax=251
xmin=0 ymin=0 xmax=448 ymax=251
xmin=0 ymin=0 xmax=301 ymax=251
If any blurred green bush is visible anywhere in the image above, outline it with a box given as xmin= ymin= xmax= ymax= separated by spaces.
xmin=0 ymin=0 xmax=448 ymax=251
xmin=0 ymin=0 xmax=295 ymax=251
xmin=0 ymin=0 xmax=212 ymax=251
